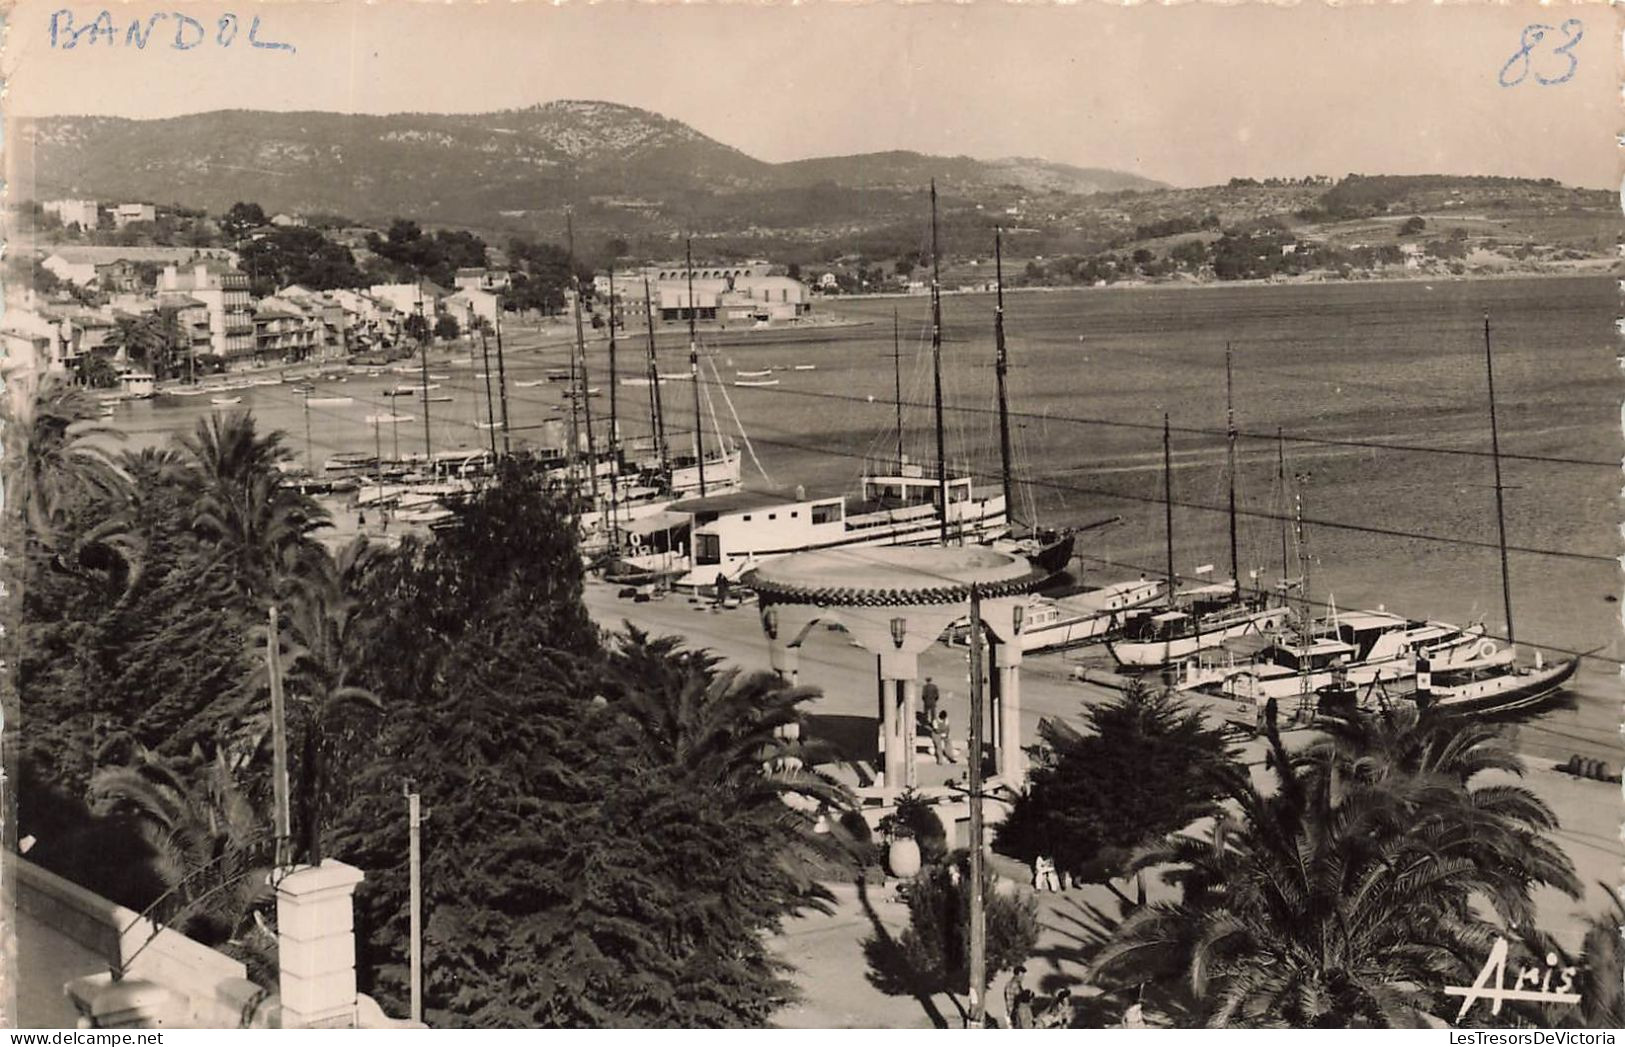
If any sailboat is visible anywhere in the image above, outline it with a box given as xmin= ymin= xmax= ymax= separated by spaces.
xmin=1106 ymin=412 xmax=1281 ymax=668
xmin=625 ymin=185 xmax=1007 ymax=590
xmin=1401 ymin=317 xmax=1578 ymax=715
xmin=985 ymin=228 xmax=1076 ymax=579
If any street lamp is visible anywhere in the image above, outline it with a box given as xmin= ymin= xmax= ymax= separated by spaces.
xmin=763 ymin=606 xmax=779 ymax=641
xmin=1012 ymin=603 xmax=1025 ymax=636
xmin=890 ymin=616 xmax=907 ymax=649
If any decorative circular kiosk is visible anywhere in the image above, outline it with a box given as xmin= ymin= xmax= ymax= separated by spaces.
xmin=743 ymin=545 xmax=1047 ymax=794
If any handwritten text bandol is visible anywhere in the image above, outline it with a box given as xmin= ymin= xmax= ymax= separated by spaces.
xmin=48 ymin=9 xmax=295 ymax=53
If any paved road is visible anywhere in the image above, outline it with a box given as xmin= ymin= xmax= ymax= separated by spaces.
xmin=585 ymin=579 xmax=1624 ymax=942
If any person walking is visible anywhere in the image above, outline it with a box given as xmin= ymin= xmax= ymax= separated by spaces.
xmin=931 ymin=709 xmax=958 ymax=764
xmin=1011 ymin=990 xmax=1036 ymax=1030
xmin=920 ymin=676 xmax=940 ymax=725
xmin=1003 ymin=965 xmax=1026 ymax=1027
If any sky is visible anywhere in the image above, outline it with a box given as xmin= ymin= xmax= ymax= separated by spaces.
xmin=4 ymin=0 xmax=1618 ymax=188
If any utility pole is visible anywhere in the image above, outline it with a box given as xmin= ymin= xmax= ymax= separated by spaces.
xmin=405 ymin=783 xmax=424 ymax=1025
xmin=686 ymin=238 xmax=706 ymax=496
xmin=966 ymin=584 xmax=987 ymax=1028
xmin=493 ymin=304 xmax=512 ymax=458
xmin=266 ymin=606 xmax=291 ymax=869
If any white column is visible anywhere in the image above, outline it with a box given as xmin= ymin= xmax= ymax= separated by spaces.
xmin=900 ymin=678 xmax=919 ymax=789
xmin=275 ymin=860 xmax=366 ymax=1029
xmin=994 ymin=642 xmax=1026 ymax=786
xmin=878 ymin=650 xmax=919 ymax=794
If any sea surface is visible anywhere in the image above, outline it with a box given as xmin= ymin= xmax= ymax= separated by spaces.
xmin=108 ymin=275 xmax=1622 ymax=763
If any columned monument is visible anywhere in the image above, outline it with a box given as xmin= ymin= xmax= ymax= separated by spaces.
xmin=743 ymin=545 xmax=1045 ymax=791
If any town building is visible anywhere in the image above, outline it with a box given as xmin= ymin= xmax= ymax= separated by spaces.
xmin=42 ymin=198 xmax=99 ymax=230
xmin=112 ymin=202 xmax=156 ymax=228
xmin=657 ymin=273 xmax=810 ymax=323
xmin=160 ymin=261 xmax=254 ymax=362
xmin=0 ymin=296 xmax=76 ymax=376
xmin=369 ymin=281 xmax=449 ymax=318
xmin=253 ymin=299 xmax=321 ymax=362
xmin=446 ymin=287 xmax=501 ymax=331
xmin=40 ymin=247 xmax=239 ymax=290
xmin=270 ymin=213 xmax=308 ymax=228
xmin=453 ymin=267 xmax=512 ymax=294
xmin=156 ymin=293 xmax=215 ymax=371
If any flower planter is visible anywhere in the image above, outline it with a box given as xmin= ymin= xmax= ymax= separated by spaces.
xmin=887 ymin=836 xmax=921 ymax=878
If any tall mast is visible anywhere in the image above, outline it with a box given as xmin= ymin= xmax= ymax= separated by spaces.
xmin=929 ymin=181 xmax=949 ymax=546
xmin=994 ymin=228 xmax=1015 ymax=530
xmin=416 ymin=286 xmax=432 ymax=467
xmin=493 ymin=302 xmax=511 ymax=457
xmin=568 ymin=212 xmax=598 ymax=502
xmin=1163 ymin=414 xmax=1175 ymax=607
xmin=1226 ymin=343 xmax=1239 ymax=599
xmin=1276 ymin=427 xmax=1288 ymax=584
xmin=893 ymin=308 xmax=904 ymax=467
xmin=1483 ymin=314 xmax=1515 ymax=646
xmin=687 ymin=238 xmax=706 ymax=497
xmin=476 ymin=308 xmax=498 ymax=460
xmin=644 ymin=278 xmax=669 ymax=480
xmin=606 ymin=268 xmax=620 ymax=544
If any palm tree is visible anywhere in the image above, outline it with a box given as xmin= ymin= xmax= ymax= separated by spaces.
xmin=607 ymin=627 xmax=847 ymax=806
xmin=1091 ymin=708 xmax=1577 ymax=1027
xmin=1300 ymin=706 xmax=1580 ymax=927
xmin=88 ymin=746 xmax=273 ymax=951
xmin=260 ymin=538 xmax=384 ymax=864
xmin=179 ymin=412 xmax=327 ymax=600
xmin=6 ymin=373 xmax=127 ymax=546
xmin=604 ymin=627 xmax=857 ymax=898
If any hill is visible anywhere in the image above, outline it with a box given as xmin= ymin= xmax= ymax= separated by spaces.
xmin=17 ymin=101 xmax=1163 ymax=242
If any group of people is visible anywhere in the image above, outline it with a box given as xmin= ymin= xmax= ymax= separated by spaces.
xmin=1003 ymin=966 xmax=1071 ymax=1029
xmin=1030 ymin=855 xmax=1079 ymax=892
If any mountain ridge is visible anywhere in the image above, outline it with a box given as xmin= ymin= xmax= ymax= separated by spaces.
xmin=17 ymin=100 xmax=1164 ymax=236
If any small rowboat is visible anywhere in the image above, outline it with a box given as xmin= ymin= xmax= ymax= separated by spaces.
xmin=515 ymin=379 xmax=548 ymax=388
xmin=735 ymin=379 xmax=780 ymax=388
xmin=737 ymin=369 xmax=773 ymax=378
xmin=365 ymin=413 xmax=413 ymax=425
xmin=793 ymin=364 xmax=816 ymax=371
xmin=210 ymin=396 xmax=242 ymax=406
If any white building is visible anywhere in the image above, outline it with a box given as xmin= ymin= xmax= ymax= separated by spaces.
xmin=160 ymin=261 xmax=254 ymax=361
xmin=42 ymin=199 xmax=99 ymax=230
xmin=446 ymin=288 xmax=501 ymax=331
xmin=112 ymin=203 xmax=156 ymax=228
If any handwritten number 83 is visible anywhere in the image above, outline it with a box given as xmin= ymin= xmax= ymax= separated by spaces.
xmin=1499 ymin=20 xmax=1582 ymax=87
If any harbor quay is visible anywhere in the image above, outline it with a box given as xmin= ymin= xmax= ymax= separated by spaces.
xmin=581 ymin=577 xmax=1622 ymax=991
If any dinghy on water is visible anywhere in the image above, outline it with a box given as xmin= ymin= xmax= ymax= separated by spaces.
xmin=734 ymin=379 xmax=780 ymax=387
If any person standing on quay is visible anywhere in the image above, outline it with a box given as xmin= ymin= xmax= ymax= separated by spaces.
xmin=920 ymin=676 xmax=940 ymax=726
xmin=1004 ymin=965 xmax=1026 ymax=1027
